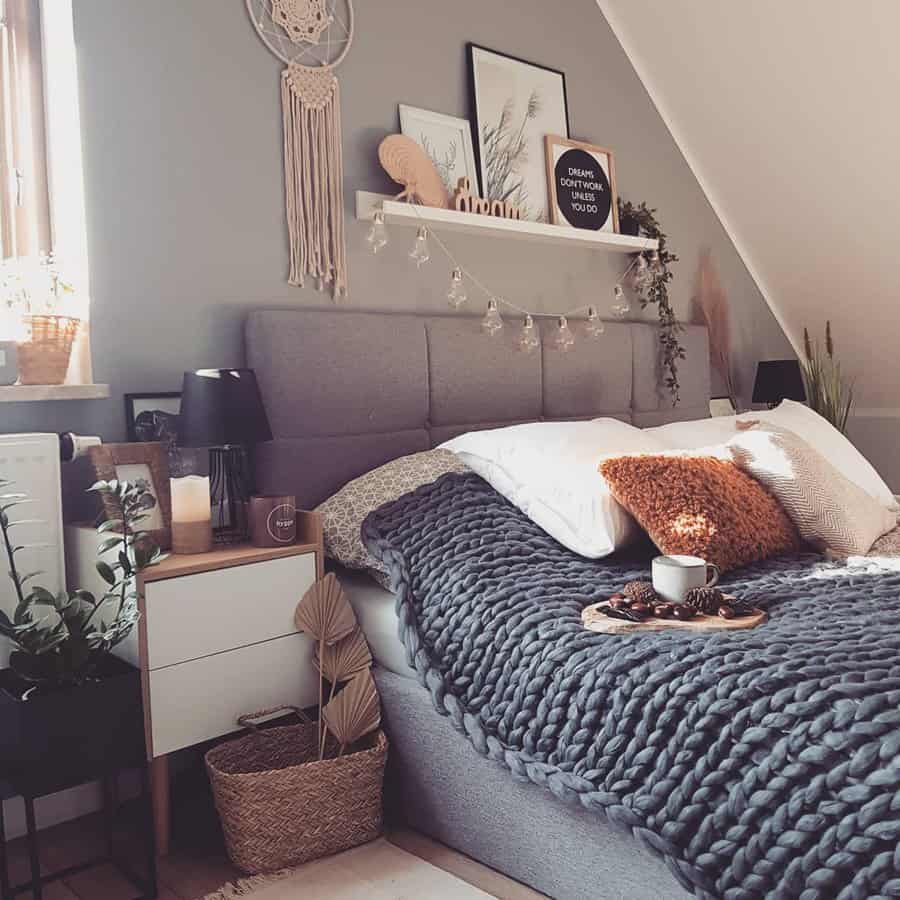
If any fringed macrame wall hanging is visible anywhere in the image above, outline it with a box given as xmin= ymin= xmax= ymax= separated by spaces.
xmin=246 ymin=0 xmax=354 ymax=298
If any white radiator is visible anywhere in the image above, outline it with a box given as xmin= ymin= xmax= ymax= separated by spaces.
xmin=0 ymin=433 xmax=66 ymax=668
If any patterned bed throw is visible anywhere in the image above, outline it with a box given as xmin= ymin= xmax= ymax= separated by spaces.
xmin=362 ymin=473 xmax=900 ymax=900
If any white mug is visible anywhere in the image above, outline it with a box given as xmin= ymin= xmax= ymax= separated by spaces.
xmin=651 ymin=555 xmax=719 ymax=604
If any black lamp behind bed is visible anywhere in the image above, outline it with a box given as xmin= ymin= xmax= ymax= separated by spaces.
xmin=752 ymin=360 xmax=807 ymax=410
xmin=178 ymin=368 xmax=273 ymax=543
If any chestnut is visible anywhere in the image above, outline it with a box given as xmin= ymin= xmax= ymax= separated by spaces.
xmin=672 ymin=605 xmax=696 ymax=620
xmin=609 ymin=597 xmax=630 ymax=610
xmin=718 ymin=605 xmax=735 ymax=620
xmin=653 ymin=603 xmax=674 ymax=619
xmin=629 ymin=601 xmax=651 ymax=618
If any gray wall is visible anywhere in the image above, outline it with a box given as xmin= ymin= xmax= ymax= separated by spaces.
xmin=2 ymin=0 xmax=790 ymax=452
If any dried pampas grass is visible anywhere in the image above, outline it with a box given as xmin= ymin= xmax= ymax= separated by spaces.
xmin=692 ymin=249 xmax=737 ymax=409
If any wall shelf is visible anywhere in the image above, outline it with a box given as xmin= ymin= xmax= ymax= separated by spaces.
xmin=356 ymin=192 xmax=659 ymax=253
xmin=0 ymin=384 xmax=110 ymax=403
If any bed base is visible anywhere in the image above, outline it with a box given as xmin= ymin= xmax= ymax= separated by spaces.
xmin=375 ymin=668 xmax=686 ymax=900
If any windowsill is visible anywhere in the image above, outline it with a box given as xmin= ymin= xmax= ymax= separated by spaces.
xmin=0 ymin=383 xmax=110 ymax=402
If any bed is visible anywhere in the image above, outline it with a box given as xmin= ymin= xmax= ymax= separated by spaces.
xmin=246 ymin=310 xmax=900 ymax=899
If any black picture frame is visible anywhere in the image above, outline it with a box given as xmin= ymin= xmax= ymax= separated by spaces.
xmin=124 ymin=392 xmax=182 ymax=442
xmin=467 ymin=43 xmax=570 ymax=220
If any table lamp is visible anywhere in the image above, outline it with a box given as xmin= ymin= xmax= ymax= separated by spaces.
xmin=178 ymin=368 xmax=272 ymax=543
xmin=752 ymin=360 xmax=807 ymax=409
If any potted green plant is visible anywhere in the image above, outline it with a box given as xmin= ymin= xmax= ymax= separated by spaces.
xmin=0 ymin=477 xmax=164 ymax=779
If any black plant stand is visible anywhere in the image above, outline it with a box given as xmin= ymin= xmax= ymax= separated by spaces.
xmin=0 ymin=762 xmax=158 ymax=899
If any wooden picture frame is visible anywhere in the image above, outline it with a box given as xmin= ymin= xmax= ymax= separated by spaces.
xmin=88 ymin=443 xmax=172 ymax=551
xmin=467 ymin=43 xmax=569 ymax=222
xmin=545 ymin=136 xmax=619 ymax=233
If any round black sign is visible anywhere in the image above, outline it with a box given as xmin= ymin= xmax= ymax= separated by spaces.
xmin=553 ymin=148 xmax=612 ymax=231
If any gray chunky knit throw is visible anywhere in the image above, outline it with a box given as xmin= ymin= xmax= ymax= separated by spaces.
xmin=362 ymin=473 xmax=900 ymax=900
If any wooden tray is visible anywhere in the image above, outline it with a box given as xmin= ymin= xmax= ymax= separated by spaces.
xmin=582 ymin=595 xmax=766 ymax=634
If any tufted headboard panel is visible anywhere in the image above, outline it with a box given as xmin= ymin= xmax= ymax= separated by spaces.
xmin=245 ymin=310 xmax=710 ymax=508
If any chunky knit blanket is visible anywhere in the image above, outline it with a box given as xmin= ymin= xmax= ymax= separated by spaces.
xmin=362 ymin=473 xmax=900 ymax=900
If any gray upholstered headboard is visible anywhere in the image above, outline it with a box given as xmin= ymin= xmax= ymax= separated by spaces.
xmin=245 ymin=310 xmax=710 ymax=508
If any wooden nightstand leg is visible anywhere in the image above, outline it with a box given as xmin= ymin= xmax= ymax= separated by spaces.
xmin=151 ymin=755 xmax=171 ymax=856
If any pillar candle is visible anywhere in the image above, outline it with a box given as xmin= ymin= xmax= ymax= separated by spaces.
xmin=170 ymin=475 xmax=212 ymax=554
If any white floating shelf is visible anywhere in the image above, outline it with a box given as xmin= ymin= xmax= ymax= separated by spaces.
xmin=0 ymin=383 xmax=110 ymax=403
xmin=356 ymin=191 xmax=658 ymax=253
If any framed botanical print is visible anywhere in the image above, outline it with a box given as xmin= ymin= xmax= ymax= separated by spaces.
xmin=468 ymin=44 xmax=569 ymax=222
xmin=545 ymin=136 xmax=619 ymax=233
xmin=399 ymin=105 xmax=478 ymax=199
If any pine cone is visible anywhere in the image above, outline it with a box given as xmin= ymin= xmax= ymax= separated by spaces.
xmin=684 ymin=586 xmax=724 ymax=615
xmin=623 ymin=580 xmax=658 ymax=605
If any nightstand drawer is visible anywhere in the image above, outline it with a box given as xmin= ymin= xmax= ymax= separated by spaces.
xmin=148 ymin=633 xmax=317 ymax=756
xmin=145 ymin=553 xmax=316 ymax=669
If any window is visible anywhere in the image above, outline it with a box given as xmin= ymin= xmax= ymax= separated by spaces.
xmin=1 ymin=0 xmax=92 ymax=384
xmin=0 ymin=0 xmax=51 ymax=260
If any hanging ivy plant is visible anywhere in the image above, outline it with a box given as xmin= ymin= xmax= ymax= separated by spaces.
xmin=617 ymin=198 xmax=685 ymax=405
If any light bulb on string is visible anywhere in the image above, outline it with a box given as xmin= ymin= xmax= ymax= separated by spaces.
xmin=610 ymin=284 xmax=631 ymax=319
xmin=553 ymin=316 xmax=575 ymax=352
xmin=366 ymin=210 xmax=388 ymax=254
xmin=648 ymin=249 xmax=663 ymax=276
xmin=481 ymin=298 xmax=503 ymax=335
xmin=586 ymin=306 xmax=605 ymax=338
xmin=409 ymin=226 xmax=430 ymax=267
xmin=446 ymin=268 xmax=468 ymax=308
xmin=518 ymin=314 xmax=540 ymax=353
xmin=631 ymin=253 xmax=650 ymax=289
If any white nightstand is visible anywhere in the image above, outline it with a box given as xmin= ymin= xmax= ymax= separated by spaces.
xmin=65 ymin=513 xmax=323 ymax=855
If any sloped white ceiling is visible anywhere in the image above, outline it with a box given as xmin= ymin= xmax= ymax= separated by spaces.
xmin=600 ymin=0 xmax=900 ymax=411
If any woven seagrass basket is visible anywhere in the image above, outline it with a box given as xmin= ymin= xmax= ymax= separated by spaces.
xmin=17 ymin=315 xmax=80 ymax=385
xmin=205 ymin=707 xmax=388 ymax=874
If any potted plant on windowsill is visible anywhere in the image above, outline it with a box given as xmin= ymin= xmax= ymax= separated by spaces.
xmin=0 ymin=477 xmax=164 ymax=784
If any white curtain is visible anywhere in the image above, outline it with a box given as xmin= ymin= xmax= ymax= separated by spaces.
xmin=0 ymin=0 xmax=51 ymax=260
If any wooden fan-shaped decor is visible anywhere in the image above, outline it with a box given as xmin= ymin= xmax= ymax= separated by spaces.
xmin=294 ymin=572 xmax=357 ymax=645
xmin=315 ymin=630 xmax=373 ymax=684
xmin=378 ymin=135 xmax=449 ymax=209
xmin=323 ymin=670 xmax=381 ymax=751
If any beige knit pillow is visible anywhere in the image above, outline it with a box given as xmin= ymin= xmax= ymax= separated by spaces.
xmin=316 ymin=449 xmax=469 ymax=583
xmin=728 ymin=425 xmax=897 ymax=556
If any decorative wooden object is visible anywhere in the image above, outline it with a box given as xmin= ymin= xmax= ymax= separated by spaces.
xmin=452 ymin=177 xmax=521 ymax=220
xmin=378 ymin=135 xmax=449 ymax=208
xmin=582 ymin=596 xmax=766 ymax=634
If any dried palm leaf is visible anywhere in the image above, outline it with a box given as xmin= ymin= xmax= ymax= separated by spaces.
xmin=692 ymin=249 xmax=737 ymax=407
xmin=315 ymin=629 xmax=373 ymax=684
xmin=322 ymin=670 xmax=381 ymax=753
xmin=294 ymin=572 xmax=357 ymax=646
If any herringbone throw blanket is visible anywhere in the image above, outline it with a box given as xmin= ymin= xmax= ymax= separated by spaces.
xmin=362 ymin=473 xmax=900 ymax=900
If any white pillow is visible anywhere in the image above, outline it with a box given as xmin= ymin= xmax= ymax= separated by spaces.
xmin=646 ymin=400 xmax=897 ymax=511
xmin=440 ymin=419 xmax=670 ymax=557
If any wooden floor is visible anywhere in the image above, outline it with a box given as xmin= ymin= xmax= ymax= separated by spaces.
xmin=2 ymin=811 xmax=544 ymax=900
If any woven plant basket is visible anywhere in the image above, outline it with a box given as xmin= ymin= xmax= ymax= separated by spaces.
xmin=205 ymin=707 xmax=388 ymax=874
xmin=17 ymin=315 xmax=80 ymax=385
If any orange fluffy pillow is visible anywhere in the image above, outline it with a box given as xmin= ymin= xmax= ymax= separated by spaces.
xmin=599 ymin=455 xmax=800 ymax=572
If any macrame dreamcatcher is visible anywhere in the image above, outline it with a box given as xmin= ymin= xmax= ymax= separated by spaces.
xmin=247 ymin=0 xmax=354 ymax=297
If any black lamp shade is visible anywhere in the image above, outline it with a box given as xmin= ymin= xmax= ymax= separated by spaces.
xmin=752 ymin=360 xmax=807 ymax=406
xmin=178 ymin=369 xmax=273 ymax=448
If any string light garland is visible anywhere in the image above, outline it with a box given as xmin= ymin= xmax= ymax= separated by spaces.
xmin=364 ymin=202 xmax=657 ymax=352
